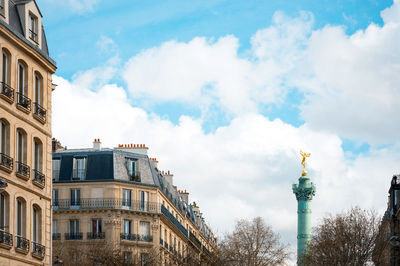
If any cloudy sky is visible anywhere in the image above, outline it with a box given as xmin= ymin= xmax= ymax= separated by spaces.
xmin=38 ymin=0 xmax=399 ymax=251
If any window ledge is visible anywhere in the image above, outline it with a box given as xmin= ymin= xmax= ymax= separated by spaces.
xmin=33 ymin=113 xmax=46 ymax=124
xmin=16 ymin=104 xmax=31 ymax=114
xmin=0 ymin=93 xmax=14 ymax=104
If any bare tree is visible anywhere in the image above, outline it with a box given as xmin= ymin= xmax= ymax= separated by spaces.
xmin=302 ymin=206 xmax=381 ymax=266
xmin=218 ymin=217 xmax=290 ymax=266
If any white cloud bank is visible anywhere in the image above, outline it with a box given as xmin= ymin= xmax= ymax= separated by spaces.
xmin=53 ymin=0 xmax=400 ymax=251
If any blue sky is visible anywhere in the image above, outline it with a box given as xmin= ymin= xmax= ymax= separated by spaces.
xmin=40 ymin=0 xmax=400 ymax=254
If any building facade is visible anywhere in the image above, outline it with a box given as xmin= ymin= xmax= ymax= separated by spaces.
xmin=0 ymin=1 xmax=57 ymax=265
xmin=52 ymin=140 xmax=216 ymax=265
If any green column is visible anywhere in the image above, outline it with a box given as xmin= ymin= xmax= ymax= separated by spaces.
xmin=292 ymin=172 xmax=316 ymax=265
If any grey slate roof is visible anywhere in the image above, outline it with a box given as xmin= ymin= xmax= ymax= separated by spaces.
xmin=0 ymin=0 xmax=56 ymax=66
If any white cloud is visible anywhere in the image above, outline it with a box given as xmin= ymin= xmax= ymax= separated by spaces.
xmin=41 ymin=0 xmax=99 ymax=14
xmin=53 ymin=69 xmax=400 ymax=248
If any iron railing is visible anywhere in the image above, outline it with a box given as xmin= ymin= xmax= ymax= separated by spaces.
xmin=129 ymin=171 xmax=141 ymax=182
xmin=33 ymin=103 xmax=46 ymax=122
xmin=120 ymin=233 xmax=153 ymax=242
xmin=0 ymin=153 xmax=13 ymax=171
xmin=32 ymin=242 xmax=45 ymax=259
xmin=72 ymin=169 xmax=86 ymax=180
xmin=29 ymin=29 xmax=38 ymax=43
xmin=54 ymin=198 xmax=159 ymax=213
xmin=87 ymin=232 xmax=105 ymax=239
xmin=15 ymin=236 xmax=29 ymax=251
xmin=33 ymin=170 xmax=45 ymax=187
xmin=189 ymin=232 xmax=202 ymax=250
xmin=65 ymin=233 xmax=83 ymax=240
xmin=16 ymin=161 xmax=30 ymax=179
xmin=0 ymin=231 xmax=13 ymax=247
xmin=202 ymin=246 xmax=211 ymax=256
xmin=52 ymin=233 xmax=61 ymax=240
xmin=16 ymin=92 xmax=31 ymax=111
xmin=161 ymin=205 xmax=188 ymax=238
xmin=0 ymin=82 xmax=14 ymax=101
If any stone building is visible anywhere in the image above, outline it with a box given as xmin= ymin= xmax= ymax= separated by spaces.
xmin=0 ymin=0 xmax=57 ymax=265
xmin=52 ymin=140 xmax=216 ymax=265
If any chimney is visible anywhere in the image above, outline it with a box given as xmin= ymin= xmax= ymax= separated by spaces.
xmin=150 ymin=158 xmax=159 ymax=168
xmin=52 ymin=138 xmax=65 ymax=152
xmin=93 ymin=138 xmax=102 ymax=150
xmin=114 ymin=143 xmax=148 ymax=155
xmin=179 ymin=189 xmax=189 ymax=203
xmin=192 ymin=201 xmax=200 ymax=213
xmin=163 ymin=170 xmax=173 ymax=185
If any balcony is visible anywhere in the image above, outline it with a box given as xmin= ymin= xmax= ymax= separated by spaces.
xmin=161 ymin=205 xmax=188 ymax=238
xmin=120 ymin=233 xmax=153 ymax=243
xmin=32 ymin=170 xmax=45 ymax=188
xmin=0 ymin=82 xmax=14 ymax=103
xmin=0 ymin=153 xmax=13 ymax=172
xmin=54 ymin=198 xmax=159 ymax=213
xmin=16 ymin=92 xmax=31 ymax=112
xmin=33 ymin=103 xmax=46 ymax=123
xmin=16 ymin=161 xmax=30 ymax=180
xmin=65 ymin=232 xmax=83 ymax=240
xmin=129 ymin=171 xmax=141 ymax=182
xmin=0 ymin=231 xmax=13 ymax=249
xmin=87 ymin=232 xmax=105 ymax=240
xmin=189 ymin=232 xmax=202 ymax=250
xmin=52 ymin=233 xmax=61 ymax=241
xmin=32 ymin=242 xmax=45 ymax=260
xmin=202 ymin=246 xmax=211 ymax=257
xmin=15 ymin=236 xmax=29 ymax=253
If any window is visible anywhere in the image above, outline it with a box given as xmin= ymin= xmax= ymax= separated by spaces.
xmin=34 ymin=73 xmax=43 ymax=105
xmin=52 ymin=189 xmax=59 ymax=207
xmin=122 ymin=189 xmax=131 ymax=208
xmin=0 ymin=0 xmax=4 ymax=17
xmin=32 ymin=205 xmax=41 ymax=243
xmin=33 ymin=138 xmax=42 ymax=172
xmin=72 ymin=157 xmax=86 ymax=180
xmin=140 ymin=253 xmax=149 ymax=266
xmin=52 ymin=159 xmax=61 ymax=180
xmin=0 ymin=119 xmax=9 ymax=155
xmin=0 ymin=192 xmax=8 ymax=231
xmin=16 ymin=198 xmax=26 ymax=237
xmin=139 ymin=221 xmax=150 ymax=237
xmin=17 ymin=61 xmax=26 ymax=95
xmin=123 ymin=252 xmax=133 ymax=263
xmin=16 ymin=129 xmax=26 ymax=163
xmin=52 ymin=220 xmax=57 ymax=234
xmin=123 ymin=220 xmax=131 ymax=234
xmin=140 ymin=191 xmax=149 ymax=211
xmin=70 ymin=189 xmax=80 ymax=206
xmin=2 ymin=49 xmax=10 ymax=86
xmin=126 ymin=158 xmax=140 ymax=181
xmin=91 ymin=219 xmax=102 ymax=233
xmin=29 ymin=13 xmax=38 ymax=43
xmin=69 ymin=220 xmax=79 ymax=234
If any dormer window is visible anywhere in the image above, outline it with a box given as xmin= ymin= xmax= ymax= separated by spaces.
xmin=28 ymin=13 xmax=38 ymax=43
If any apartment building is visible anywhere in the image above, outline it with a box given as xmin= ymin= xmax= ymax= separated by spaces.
xmin=0 ymin=0 xmax=57 ymax=265
xmin=52 ymin=140 xmax=216 ymax=265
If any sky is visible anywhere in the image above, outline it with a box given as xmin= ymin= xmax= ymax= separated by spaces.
xmin=37 ymin=0 xmax=400 ymax=256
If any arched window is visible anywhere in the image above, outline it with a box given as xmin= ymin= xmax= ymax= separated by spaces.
xmin=0 ymin=192 xmax=9 ymax=232
xmin=33 ymin=138 xmax=44 ymax=187
xmin=0 ymin=49 xmax=12 ymax=101
xmin=32 ymin=205 xmax=41 ymax=244
xmin=16 ymin=197 xmax=26 ymax=237
xmin=34 ymin=72 xmax=42 ymax=105
xmin=16 ymin=129 xmax=29 ymax=179
xmin=0 ymin=119 xmax=9 ymax=155
xmin=17 ymin=60 xmax=30 ymax=111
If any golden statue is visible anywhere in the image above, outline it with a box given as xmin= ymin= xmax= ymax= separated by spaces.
xmin=300 ymin=150 xmax=311 ymax=175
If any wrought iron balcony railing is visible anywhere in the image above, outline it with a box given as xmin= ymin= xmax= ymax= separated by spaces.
xmin=52 ymin=233 xmax=61 ymax=240
xmin=33 ymin=103 xmax=46 ymax=122
xmin=161 ymin=205 xmax=188 ymax=238
xmin=16 ymin=92 xmax=31 ymax=111
xmin=72 ymin=169 xmax=86 ymax=180
xmin=0 ymin=231 xmax=13 ymax=247
xmin=33 ymin=169 xmax=45 ymax=187
xmin=0 ymin=82 xmax=14 ymax=102
xmin=15 ymin=236 xmax=29 ymax=252
xmin=54 ymin=198 xmax=159 ymax=213
xmin=129 ymin=171 xmax=141 ymax=182
xmin=29 ymin=29 xmax=38 ymax=43
xmin=16 ymin=161 xmax=30 ymax=179
xmin=189 ymin=232 xmax=202 ymax=250
xmin=202 ymin=246 xmax=211 ymax=256
xmin=87 ymin=232 xmax=105 ymax=239
xmin=120 ymin=233 xmax=153 ymax=242
xmin=0 ymin=153 xmax=13 ymax=171
xmin=65 ymin=232 xmax=83 ymax=240
xmin=32 ymin=242 xmax=45 ymax=259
